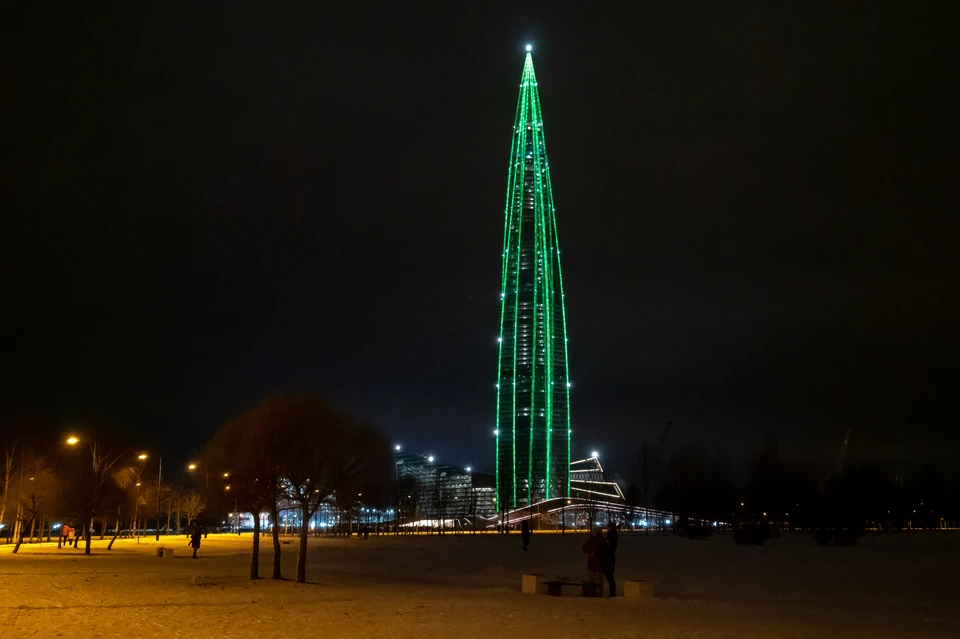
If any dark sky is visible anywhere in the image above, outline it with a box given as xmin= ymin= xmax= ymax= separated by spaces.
xmin=3 ymin=2 xmax=957 ymax=476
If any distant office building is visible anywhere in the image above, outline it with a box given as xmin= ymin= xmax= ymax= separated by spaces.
xmin=495 ymin=46 xmax=572 ymax=509
xmin=395 ymin=452 xmax=496 ymax=526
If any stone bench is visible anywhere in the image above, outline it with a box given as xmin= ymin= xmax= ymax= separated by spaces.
xmin=623 ymin=579 xmax=655 ymax=599
xmin=543 ymin=580 xmax=599 ymax=597
xmin=522 ymin=574 xmax=599 ymax=597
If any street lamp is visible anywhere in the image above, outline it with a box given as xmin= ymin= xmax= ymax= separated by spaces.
xmin=393 ymin=444 xmax=401 ymax=535
xmin=138 ymin=453 xmax=163 ymax=541
xmin=66 ymin=436 xmax=79 ymax=446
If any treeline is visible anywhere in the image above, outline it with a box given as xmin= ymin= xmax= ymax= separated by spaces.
xmin=627 ymin=437 xmax=960 ymax=531
xmin=0 ymin=434 xmax=206 ymax=555
xmin=1 ymin=393 xmax=393 ymax=584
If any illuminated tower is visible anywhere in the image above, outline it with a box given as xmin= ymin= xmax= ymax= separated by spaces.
xmin=495 ymin=46 xmax=571 ymax=509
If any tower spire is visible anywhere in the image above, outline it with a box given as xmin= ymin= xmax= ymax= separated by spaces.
xmin=495 ymin=50 xmax=571 ymax=509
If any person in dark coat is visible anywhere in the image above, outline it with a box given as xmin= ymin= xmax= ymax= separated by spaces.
xmin=604 ymin=522 xmax=619 ymax=597
xmin=189 ymin=521 xmax=202 ymax=559
xmin=582 ymin=528 xmax=607 ymax=596
xmin=520 ymin=520 xmax=530 ymax=551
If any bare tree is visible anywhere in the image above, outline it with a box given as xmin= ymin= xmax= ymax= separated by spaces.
xmin=203 ymin=409 xmax=285 ymax=580
xmin=432 ymin=467 xmax=449 ymax=534
xmin=12 ymin=455 xmax=57 ymax=554
xmin=0 ymin=439 xmax=19 ymax=541
xmin=181 ymin=491 xmax=206 ymax=529
xmin=59 ymin=442 xmax=126 ymax=555
xmin=274 ymin=395 xmax=389 ymax=583
xmin=397 ymin=475 xmax=420 ymax=534
xmin=163 ymin=485 xmax=183 ymax=535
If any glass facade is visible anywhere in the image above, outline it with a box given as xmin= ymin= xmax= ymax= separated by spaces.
xmin=496 ymin=50 xmax=571 ymax=508
xmin=396 ymin=452 xmax=497 ymax=525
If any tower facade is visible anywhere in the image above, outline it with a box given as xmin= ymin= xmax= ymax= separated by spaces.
xmin=495 ymin=49 xmax=571 ymax=509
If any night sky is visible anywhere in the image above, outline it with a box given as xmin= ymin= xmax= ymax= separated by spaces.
xmin=4 ymin=3 xmax=956 ymax=476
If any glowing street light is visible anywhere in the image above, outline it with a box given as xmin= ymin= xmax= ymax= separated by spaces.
xmin=427 ymin=456 xmax=434 ymax=463
xmin=188 ymin=463 xmax=197 ymax=470
xmin=465 ymin=466 xmax=472 ymax=472
xmin=394 ymin=444 xmax=401 ymax=451
xmin=66 ymin=436 xmax=79 ymax=446
xmin=137 ymin=452 xmax=163 ymax=541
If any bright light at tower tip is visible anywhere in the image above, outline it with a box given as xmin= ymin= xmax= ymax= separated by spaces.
xmin=591 ymin=450 xmax=599 ymax=459
xmin=525 ymin=44 xmax=533 ymax=52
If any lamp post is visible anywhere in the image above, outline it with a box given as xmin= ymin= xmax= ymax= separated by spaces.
xmin=394 ymin=444 xmax=401 ymax=535
xmin=139 ymin=453 xmax=163 ymax=541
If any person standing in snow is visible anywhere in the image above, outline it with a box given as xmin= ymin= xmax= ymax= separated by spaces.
xmin=189 ymin=521 xmax=202 ymax=559
xmin=520 ymin=520 xmax=530 ymax=551
xmin=604 ymin=522 xmax=619 ymax=597
xmin=582 ymin=528 xmax=607 ymax=596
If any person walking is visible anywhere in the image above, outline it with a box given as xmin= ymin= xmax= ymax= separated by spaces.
xmin=604 ymin=521 xmax=619 ymax=597
xmin=520 ymin=520 xmax=530 ymax=551
xmin=59 ymin=524 xmax=70 ymax=549
xmin=582 ymin=528 xmax=607 ymax=596
xmin=189 ymin=521 xmax=202 ymax=559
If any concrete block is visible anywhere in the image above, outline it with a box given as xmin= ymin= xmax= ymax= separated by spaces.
xmin=158 ymin=547 xmax=174 ymax=559
xmin=623 ymin=580 xmax=654 ymax=600
xmin=522 ymin=573 xmax=545 ymax=595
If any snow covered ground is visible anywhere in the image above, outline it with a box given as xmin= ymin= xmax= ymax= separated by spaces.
xmin=1 ymin=531 xmax=958 ymax=638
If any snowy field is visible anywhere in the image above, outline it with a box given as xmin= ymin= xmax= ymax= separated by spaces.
xmin=1 ymin=531 xmax=958 ymax=638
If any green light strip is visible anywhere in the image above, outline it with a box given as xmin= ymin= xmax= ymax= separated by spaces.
xmin=525 ymin=52 xmax=540 ymax=506
xmin=547 ymin=168 xmax=572 ymax=498
xmin=495 ymin=76 xmax=526 ymax=508
xmin=510 ymin=69 xmax=528 ymax=509
xmin=529 ymin=72 xmax=553 ymax=500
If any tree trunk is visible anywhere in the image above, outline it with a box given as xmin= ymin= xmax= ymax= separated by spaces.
xmin=107 ymin=505 xmax=122 ymax=550
xmin=296 ymin=505 xmax=309 ymax=583
xmin=250 ymin=511 xmax=261 ymax=580
xmin=12 ymin=516 xmax=33 ymax=554
xmin=269 ymin=507 xmax=282 ymax=579
xmin=85 ymin=520 xmax=93 ymax=555
xmin=0 ymin=443 xmax=15 ymax=538
xmin=99 ymin=517 xmax=106 ymax=540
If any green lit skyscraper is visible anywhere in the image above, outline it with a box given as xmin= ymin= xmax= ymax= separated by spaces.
xmin=496 ymin=46 xmax=571 ymax=509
